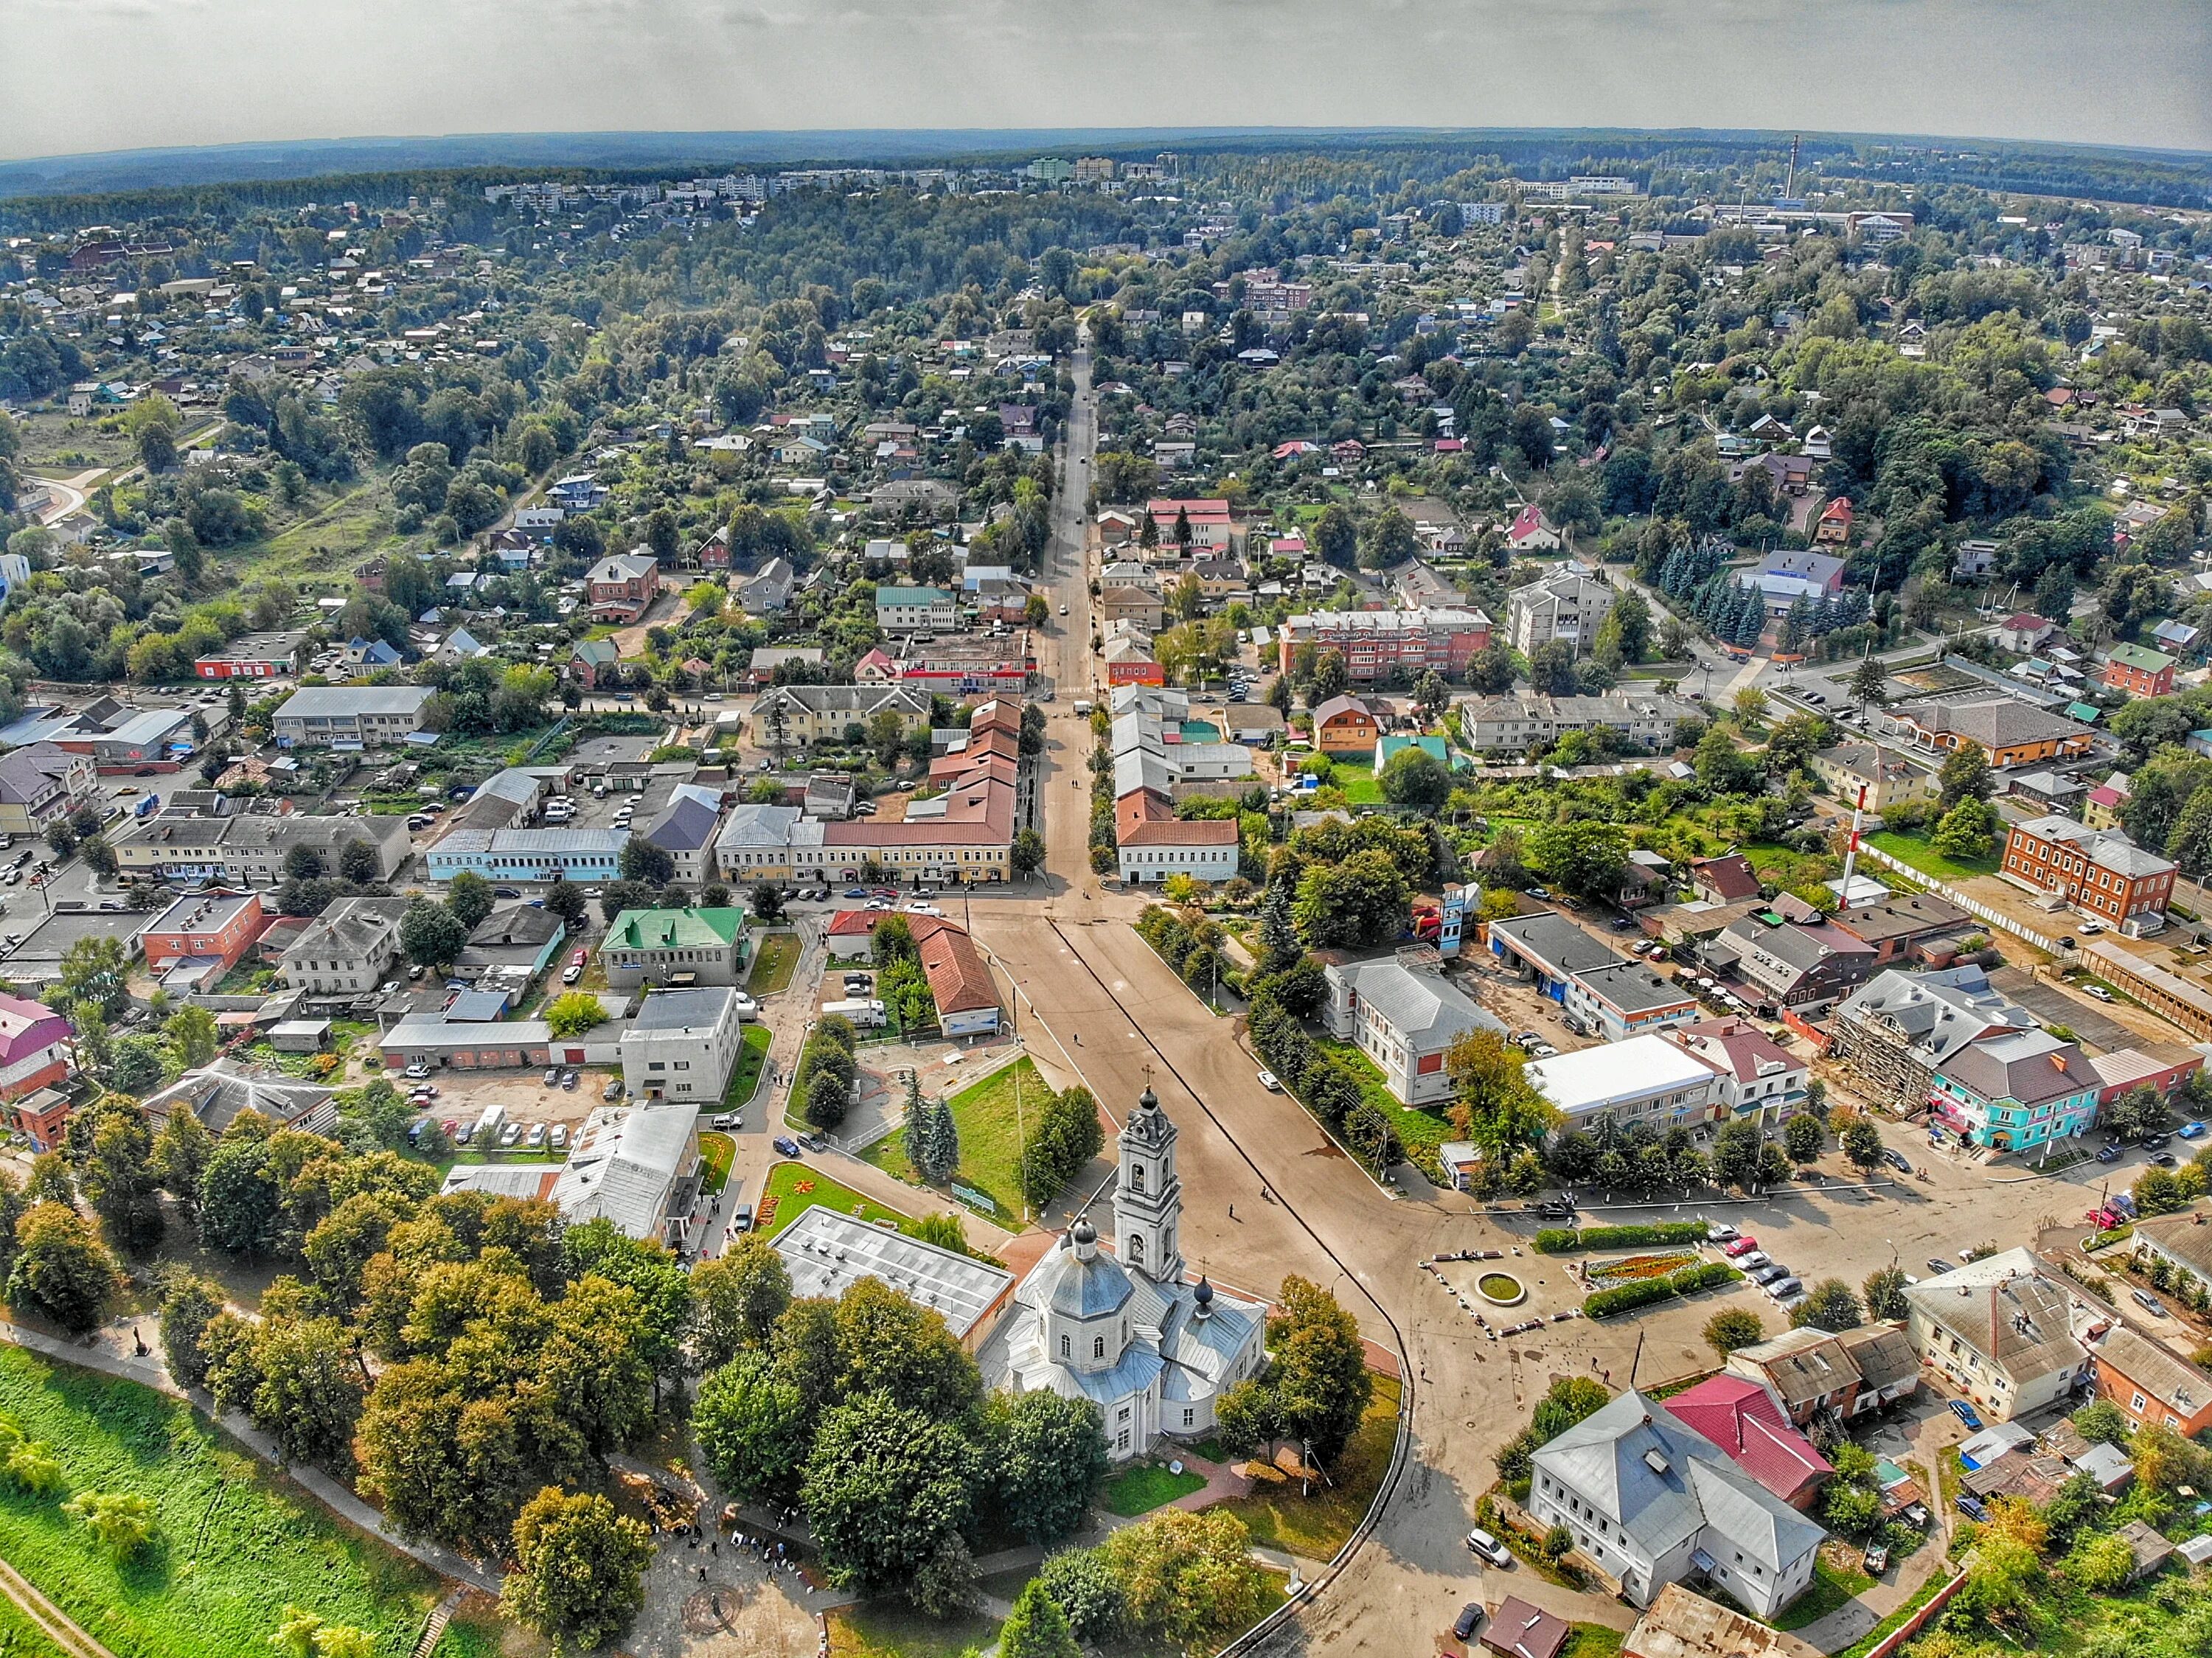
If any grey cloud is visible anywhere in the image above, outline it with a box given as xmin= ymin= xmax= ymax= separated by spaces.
xmin=2 ymin=0 xmax=2208 ymax=163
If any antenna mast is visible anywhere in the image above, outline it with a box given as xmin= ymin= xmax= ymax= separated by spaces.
xmin=1785 ymin=134 xmax=1801 ymax=201
xmin=1838 ymin=784 xmax=1868 ymax=912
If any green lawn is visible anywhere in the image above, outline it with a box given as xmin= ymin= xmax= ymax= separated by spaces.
xmin=757 ymin=1160 xmax=911 ymax=1238
xmin=1775 ymin=1554 xmax=1874 ymax=1631
xmin=698 ymin=1132 xmax=735 ymax=1193
xmin=1100 ymin=1462 xmax=1207 ymax=1517
xmin=1312 ymin=1039 xmax=1450 ymax=1164
xmin=1216 ymin=1374 xmax=1402 ymax=1560
xmin=748 ymin=931 xmax=801 ymax=996
xmin=1563 ymin=1626 xmax=1627 ymax=1658
xmin=859 ymin=1056 xmax=1045 ymax=1225
xmin=1866 ymin=829 xmax=1999 ymax=884
xmin=1307 ymin=756 xmax=1383 ymax=806
xmin=0 ymin=1347 xmax=448 ymax=1658
xmin=827 ymin=1602 xmax=1003 ymax=1658
xmin=726 ymin=1023 xmax=771 ymax=1107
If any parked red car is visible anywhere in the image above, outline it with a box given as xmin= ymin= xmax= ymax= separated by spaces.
xmin=569 ymin=948 xmax=588 ymax=968
xmin=1722 ymin=1236 xmax=1761 ymax=1258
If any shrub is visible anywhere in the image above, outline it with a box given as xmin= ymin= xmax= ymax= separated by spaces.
xmin=1585 ymin=1261 xmax=1739 ymax=1317
xmin=1534 ymin=1222 xmax=1708 ymax=1254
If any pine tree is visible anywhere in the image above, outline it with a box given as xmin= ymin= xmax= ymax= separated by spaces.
xmin=902 ymin=1073 xmax=931 ymax=1168
xmin=928 ymin=1098 xmax=961 ymax=1184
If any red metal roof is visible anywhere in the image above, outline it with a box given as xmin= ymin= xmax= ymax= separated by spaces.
xmin=1663 ymin=1375 xmax=1833 ymax=1505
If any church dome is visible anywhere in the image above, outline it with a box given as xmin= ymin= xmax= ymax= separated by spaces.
xmin=1042 ymin=1239 xmax=1133 ymax=1320
xmin=1137 ymin=1084 xmax=1159 ymax=1111
xmin=1194 ymin=1275 xmax=1214 ymax=1306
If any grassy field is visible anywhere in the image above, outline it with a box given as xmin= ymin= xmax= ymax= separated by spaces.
xmin=0 ymin=1346 xmax=448 ymax=1658
xmin=1100 ymin=1462 xmax=1206 ymax=1517
xmin=0 ymin=1591 xmax=72 ymax=1658
xmin=827 ymin=1602 xmax=1002 ymax=1658
xmin=748 ymin=932 xmax=802 ymax=997
xmin=220 ymin=479 xmax=398 ymax=587
xmin=1307 ymin=756 xmax=1383 ymax=806
xmin=1217 ymin=1373 xmax=1401 ymax=1559
xmin=860 ymin=1057 xmax=1042 ymax=1225
xmin=1867 ymin=829 xmax=1999 ymax=884
xmin=757 ymin=1160 xmax=911 ymax=1238
xmin=726 ymin=1024 xmax=771 ymax=1107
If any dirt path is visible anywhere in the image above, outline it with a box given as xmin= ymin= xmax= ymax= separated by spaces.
xmin=0 ymin=1551 xmax=120 ymax=1658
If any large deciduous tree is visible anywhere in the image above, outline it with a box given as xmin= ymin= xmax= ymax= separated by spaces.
xmin=501 ymin=1488 xmax=653 ymax=1654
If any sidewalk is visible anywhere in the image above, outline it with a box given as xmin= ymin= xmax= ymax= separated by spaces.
xmin=0 ymin=1314 xmax=500 ymax=1594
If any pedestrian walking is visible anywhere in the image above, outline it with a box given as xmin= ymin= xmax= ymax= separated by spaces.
xmin=1228 ymin=1202 xmax=1235 ymax=1221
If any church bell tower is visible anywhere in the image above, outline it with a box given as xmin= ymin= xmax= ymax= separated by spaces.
xmin=1113 ymin=1084 xmax=1183 ymax=1283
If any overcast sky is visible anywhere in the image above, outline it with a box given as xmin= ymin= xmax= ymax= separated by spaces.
xmin=4 ymin=0 xmax=2211 ymax=164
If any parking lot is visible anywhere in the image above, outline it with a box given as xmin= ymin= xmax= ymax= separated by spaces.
xmin=394 ymin=1063 xmax=627 ymax=1152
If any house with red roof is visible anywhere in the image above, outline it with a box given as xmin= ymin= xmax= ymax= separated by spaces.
xmin=818 ymin=910 xmax=1001 ymax=1036
xmin=1116 ymin=788 xmax=1237 ymax=886
xmin=1815 ymin=497 xmax=1854 ymax=546
xmin=1506 ymin=504 xmax=1563 ymax=551
xmin=1688 ymin=853 xmax=1761 ymax=905
xmin=1661 ymin=1374 xmax=1833 ymax=1510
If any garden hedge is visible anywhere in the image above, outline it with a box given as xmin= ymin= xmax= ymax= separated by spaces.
xmin=1536 ymin=1222 xmax=1711 ymax=1255
xmin=1585 ymin=1261 xmax=1743 ymax=1318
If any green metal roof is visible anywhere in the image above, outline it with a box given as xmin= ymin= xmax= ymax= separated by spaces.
xmin=603 ymin=907 xmax=748 ymax=952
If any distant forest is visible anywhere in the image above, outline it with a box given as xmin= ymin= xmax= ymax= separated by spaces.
xmin=2 ymin=128 xmax=2208 ymax=229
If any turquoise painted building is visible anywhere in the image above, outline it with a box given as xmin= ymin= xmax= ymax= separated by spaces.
xmin=1929 ymin=1028 xmax=2098 ymax=1152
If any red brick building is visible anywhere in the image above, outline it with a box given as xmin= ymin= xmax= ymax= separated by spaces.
xmin=2103 ymin=644 xmax=2177 ymax=697
xmin=586 ymin=551 xmax=661 ymax=623
xmin=2001 ymin=813 xmax=2176 ymax=929
xmin=1276 ymin=607 xmax=1493 ymax=683
xmin=142 ymin=891 xmax=268 ymax=979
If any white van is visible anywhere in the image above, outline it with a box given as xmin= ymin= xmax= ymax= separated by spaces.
xmin=821 ymin=997 xmax=888 ymax=1029
xmin=1072 ymin=700 xmax=1093 ymax=716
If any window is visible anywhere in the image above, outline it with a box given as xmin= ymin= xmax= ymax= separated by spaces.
xmin=1093 ymin=1337 xmax=1105 ymax=1359
xmin=1060 ymin=1334 xmax=1070 ymax=1358
xmin=2132 ymin=1392 xmax=2147 ymax=1412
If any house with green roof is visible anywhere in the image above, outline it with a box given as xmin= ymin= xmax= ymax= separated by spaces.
xmin=874 ymin=585 xmax=959 ymax=631
xmin=570 ymin=636 xmax=624 ymax=689
xmin=2104 ymin=642 xmax=2176 ymax=697
xmin=599 ymin=906 xmax=751 ymax=990
xmin=1372 ymin=733 xmax=1454 ymax=771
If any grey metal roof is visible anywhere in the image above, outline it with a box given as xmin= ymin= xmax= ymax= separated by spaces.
xmin=1533 ymin=1389 xmax=1824 ymax=1575
xmin=773 ymin=1206 xmax=1012 ymax=1339
xmin=1333 ymin=959 xmax=1502 ymax=1042
xmin=1036 ymin=1246 xmax=1135 ymax=1319
xmin=627 ymin=986 xmax=738 ymax=1033
xmin=1902 ymin=1247 xmax=2084 ymax=1384
xmin=646 ymin=793 xmax=722 ymax=853
xmin=277 ymin=685 xmax=434 ymax=718
xmin=1938 ymin=1028 xmax=2090 ymax=1107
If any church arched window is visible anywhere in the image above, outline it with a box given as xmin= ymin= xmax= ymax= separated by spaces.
xmin=1131 ymin=1163 xmax=1145 ymax=1194
xmin=1129 ymin=1233 xmax=1144 ymax=1266
xmin=1093 ymin=1336 xmax=1105 ymax=1359
xmin=1060 ymin=1334 xmax=1070 ymax=1358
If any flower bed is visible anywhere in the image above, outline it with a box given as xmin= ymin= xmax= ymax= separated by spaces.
xmin=1585 ymin=1250 xmax=1699 ymax=1284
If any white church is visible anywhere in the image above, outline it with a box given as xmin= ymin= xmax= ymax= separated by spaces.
xmin=987 ymin=1083 xmax=1269 ymax=1459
